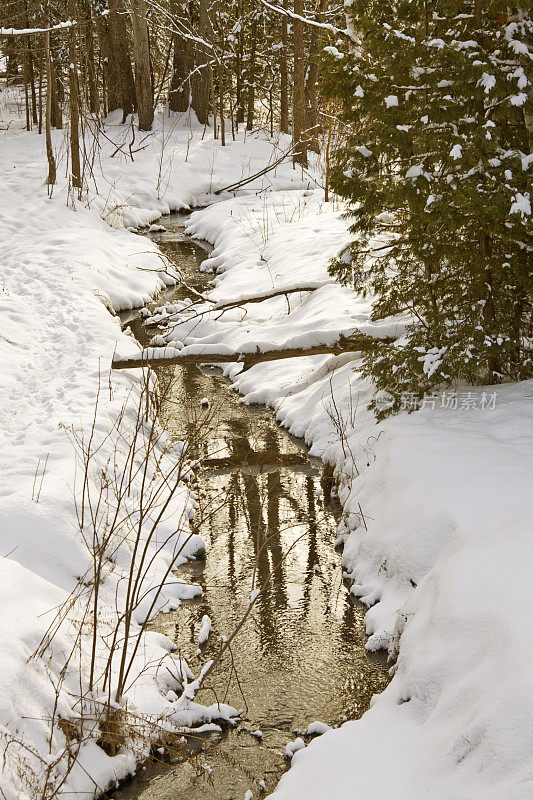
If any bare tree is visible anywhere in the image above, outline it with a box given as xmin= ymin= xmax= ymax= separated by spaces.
xmin=43 ymin=1 xmax=56 ymax=186
xmin=168 ymin=0 xmax=195 ymax=113
xmin=107 ymin=0 xmax=136 ymax=120
xmin=80 ymin=0 xmax=99 ymax=114
xmin=131 ymin=0 xmax=154 ymax=129
xmin=246 ymin=1 xmax=257 ymax=131
xmin=67 ymin=0 xmax=81 ymax=189
xmin=279 ymin=0 xmax=289 ymax=133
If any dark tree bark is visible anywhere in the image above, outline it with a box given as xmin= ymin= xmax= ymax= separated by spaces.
xmin=246 ymin=5 xmax=257 ymax=131
xmin=279 ymin=0 xmax=289 ymax=133
xmin=107 ymin=0 xmax=136 ymax=121
xmin=219 ymin=64 xmax=225 ymax=145
xmin=81 ymin=1 xmax=99 ymax=114
xmin=49 ymin=52 xmax=62 ymax=129
xmin=169 ymin=31 xmax=193 ymax=112
xmin=169 ymin=0 xmax=210 ymax=124
xmin=96 ymin=15 xmax=120 ymax=114
xmin=43 ymin=5 xmax=56 ymax=186
xmin=235 ymin=0 xmax=245 ymax=125
xmin=131 ymin=0 xmax=153 ymax=130
xmin=193 ymin=0 xmax=212 ymax=125
xmin=305 ymin=0 xmax=326 ymax=152
xmin=68 ymin=0 xmax=81 ymax=190
xmin=20 ymin=1 xmax=38 ymax=126
xmin=168 ymin=0 xmax=195 ymax=113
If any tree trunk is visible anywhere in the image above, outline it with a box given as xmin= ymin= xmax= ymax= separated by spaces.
xmin=292 ymin=0 xmax=307 ymax=166
xmin=24 ymin=78 xmax=30 ymax=131
xmin=169 ymin=31 xmax=192 ymax=112
xmin=219 ymin=65 xmax=226 ymax=145
xmin=521 ymin=12 xmax=533 ymax=151
xmin=22 ymin=1 xmax=38 ymax=124
xmin=43 ymin=12 xmax=56 ymax=186
xmin=193 ymin=0 xmax=212 ymax=125
xmin=82 ymin=2 xmax=99 ymax=114
xmin=305 ymin=0 xmax=325 ymax=152
xmin=49 ymin=52 xmax=62 ymax=129
xmin=131 ymin=0 xmax=153 ymax=130
xmin=235 ymin=0 xmax=245 ymax=125
xmin=168 ymin=0 xmax=194 ymax=113
xmin=107 ymin=0 xmax=136 ymax=121
xmin=279 ymin=0 xmax=289 ymax=133
xmin=38 ymin=70 xmax=43 ymax=134
xmin=96 ymin=16 xmax=120 ymax=114
xmin=246 ymin=8 xmax=257 ymax=131
xmin=68 ymin=0 xmax=82 ymax=190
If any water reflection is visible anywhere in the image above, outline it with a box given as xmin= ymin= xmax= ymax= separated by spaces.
xmin=112 ymin=216 xmax=389 ymax=800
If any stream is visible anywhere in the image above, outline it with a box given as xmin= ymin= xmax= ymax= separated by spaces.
xmin=113 ymin=214 xmax=389 ymax=799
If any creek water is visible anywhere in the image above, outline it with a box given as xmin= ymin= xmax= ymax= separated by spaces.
xmin=113 ymin=215 xmax=389 ymax=800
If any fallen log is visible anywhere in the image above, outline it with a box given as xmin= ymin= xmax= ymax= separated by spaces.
xmin=111 ymin=334 xmax=392 ymax=371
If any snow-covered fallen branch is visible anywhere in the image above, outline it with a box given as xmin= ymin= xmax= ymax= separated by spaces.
xmin=111 ymin=333 xmax=393 ymax=371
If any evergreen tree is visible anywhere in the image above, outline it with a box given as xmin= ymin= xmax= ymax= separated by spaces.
xmin=324 ymin=2 xmax=533 ymax=413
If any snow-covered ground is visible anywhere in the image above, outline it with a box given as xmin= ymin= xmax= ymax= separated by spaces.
xmin=1 ymin=80 xmax=532 ymax=800
xmin=0 ymin=87 xmax=310 ymax=800
xmin=152 ymin=195 xmax=533 ymax=800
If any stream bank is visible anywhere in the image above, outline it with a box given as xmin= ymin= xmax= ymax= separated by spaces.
xmin=113 ymin=215 xmax=389 ymax=799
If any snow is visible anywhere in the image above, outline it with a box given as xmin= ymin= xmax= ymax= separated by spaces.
xmin=198 ymin=614 xmax=212 ymax=645
xmin=509 ymin=192 xmax=531 ymax=217
xmin=285 ymin=737 xmax=305 ymax=758
xmin=450 ymin=143 xmax=463 ymax=159
xmin=324 ymin=45 xmax=344 ymax=59
xmin=306 ymin=721 xmax=332 ymax=736
xmin=406 ymin=163 xmax=424 ymax=178
xmin=0 ymin=19 xmax=76 ymax=35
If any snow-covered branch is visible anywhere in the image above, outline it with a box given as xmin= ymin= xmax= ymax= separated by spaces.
xmin=257 ymin=0 xmax=355 ymax=42
xmin=0 ymin=20 xmax=76 ymax=36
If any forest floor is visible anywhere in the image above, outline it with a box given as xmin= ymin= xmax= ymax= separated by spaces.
xmin=1 ymin=88 xmax=532 ymax=800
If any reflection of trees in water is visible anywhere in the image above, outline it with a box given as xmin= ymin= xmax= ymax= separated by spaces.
xmin=340 ymin=593 xmax=356 ymax=644
xmin=227 ymin=480 xmax=238 ymax=588
xmin=222 ymin=419 xmax=345 ymax=642
xmin=225 ymin=420 xmax=284 ymax=644
xmin=301 ymin=475 xmax=318 ymax=613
